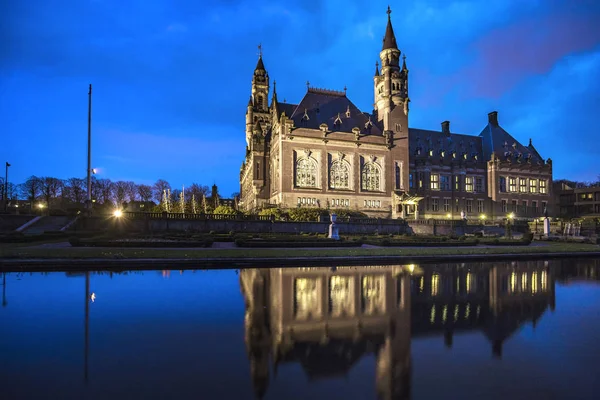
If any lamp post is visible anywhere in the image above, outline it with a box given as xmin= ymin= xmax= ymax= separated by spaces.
xmin=86 ymin=84 xmax=92 ymax=216
xmin=4 ymin=162 xmax=10 ymax=212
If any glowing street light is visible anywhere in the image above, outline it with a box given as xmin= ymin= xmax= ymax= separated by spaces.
xmin=113 ymin=210 xmax=123 ymax=218
xmin=446 ymin=213 xmax=452 ymax=219
xmin=508 ymin=213 xmax=515 ymax=220
xmin=479 ymin=214 xmax=486 ymax=221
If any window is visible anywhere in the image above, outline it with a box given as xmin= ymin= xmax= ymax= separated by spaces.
xmin=509 ymin=177 xmax=517 ymax=192
xmin=529 ymin=179 xmax=538 ymax=193
xmin=542 ymin=201 xmax=547 ymax=213
xmin=511 ymin=200 xmax=517 ymax=212
xmin=540 ymin=180 xmax=547 ymax=194
xmin=455 ymin=198 xmax=460 ymax=212
xmin=499 ymin=177 xmax=507 ymax=193
xmin=455 ymin=175 xmax=461 ymax=191
xmin=443 ymin=198 xmax=450 ymax=212
xmin=475 ymin=177 xmax=483 ymax=193
xmin=432 ymin=198 xmax=439 ymax=211
xmin=465 ymin=176 xmax=474 ymax=192
xmin=296 ymin=157 xmax=318 ymax=188
xmin=441 ymin=175 xmax=450 ymax=191
xmin=431 ymin=174 xmax=439 ymax=190
xmin=477 ymin=199 xmax=484 ymax=213
xmin=502 ymin=200 xmax=507 ymax=212
xmin=519 ymin=178 xmax=527 ymax=193
xmin=329 ymin=160 xmax=350 ymax=189
xmin=418 ymin=172 xmax=423 ymax=189
xmin=409 ymin=173 xmax=414 ymax=189
xmin=361 ymin=162 xmax=381 ymax=191
xmin=395 ymin=162 xmax=402 ymax=189
xmin=362 ymin=275 xmax=385 ymax=315
xmin=532 ymin=200 xmax=538 ymax=212
xmin=466 ymin=199 xmax=473 ymax=213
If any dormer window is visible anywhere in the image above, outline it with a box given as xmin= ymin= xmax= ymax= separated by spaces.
xmin=334 ymin=113 xmax=342 ymax=129
xmin=440 ymin=150 xmax=445 ymax=157
xmin=463 ymin=153 xmax=467 ymax=160
xmin=429 ymin=149 xmax=433 ymax=157
xmin=452 ymin=152 xmax=456 ymax=159
xmin=345 ymin=105 xmax=351 ymax=118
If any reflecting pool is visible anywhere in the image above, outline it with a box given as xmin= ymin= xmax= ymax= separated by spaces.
xmin=2 ymin=259 xmax=600 ymax=399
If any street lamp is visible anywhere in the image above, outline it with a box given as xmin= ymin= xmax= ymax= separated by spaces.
xmin=4 ymin=161 xmax=10 ymax=212
xmin=113 ymin=210 xmax=123 ymax=218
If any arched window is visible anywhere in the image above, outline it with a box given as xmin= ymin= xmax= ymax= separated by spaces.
xmin=362 ymin=162 xmax=381 ymax=191
xmin=329 ymin=161 xmax=350 ymax=189
xmin=256 ymin=95 xmax=264 ymax=109
xmin=296 ymin=157 xmax=318 ymax=188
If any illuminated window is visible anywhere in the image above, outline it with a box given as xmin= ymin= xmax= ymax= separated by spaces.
xmin=465 ymin=176 xmax=474 ymax=192
xmin=521 ymin=272 xmax=528 ymax=292
xmin=442 ymin=305 xmax=448 ymax=322
xmin=455 ymin=175 xmax=461 ymax=191
xmin=430 ymin=305 xmax=436 ymax=324
xmin=520 ymin=178 xmax=527 ymax=193
xmin=529 ymin=179 xmax=538 ymax=193
xmin=540 ymin=180 xmax=547 ymax=194
xmin=296 ymin=157 xmax=318 ymax=188
xmin=329 ymin=276 xmax=353 ymax=317
xmin=361 ymin=162 xmax=381 ymax=192
xmin=362 ymin=275 xmax=385 ymax=315
xmin=431 ymin=174 xmax=439 ymax=190
xmin=329 ymin=160 xmax=350 ymax=189
xmin=418 ymin=172 xmax=423 ymax=189
xmin=294 ymin=278 xmax=320 ymax=320
xmin=431 ymin=273 xmax=440 ymax=296
xmin=509 ymin=177 xmax=517 ymax=192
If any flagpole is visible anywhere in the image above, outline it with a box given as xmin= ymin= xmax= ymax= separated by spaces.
xmin=4 ymin=162 xmax=9 ymax=212
xmin=86 ymin=84 xmax=92 ymax=214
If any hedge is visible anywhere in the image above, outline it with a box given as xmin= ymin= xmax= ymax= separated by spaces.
xmin=69 ymin=237 xmax=214 ymax=248
xmin=235 ymin=239 xmax=362 ymax=248
xmin=364 ymin=239 xmax=479 ymax=247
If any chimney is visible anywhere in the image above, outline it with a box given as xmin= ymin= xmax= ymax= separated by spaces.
xmin=441 ymin=121 xmax=450 ymax=135
xmin=488 ymin=111 xmax=498 ymax=126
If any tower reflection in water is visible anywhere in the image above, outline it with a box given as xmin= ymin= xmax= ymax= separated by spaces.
xmin=240 ymin=261 xmax=557 ymax=400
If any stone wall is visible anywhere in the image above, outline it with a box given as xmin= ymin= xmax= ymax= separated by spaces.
xmin=74 ymin=215 xmax=487 ymax=236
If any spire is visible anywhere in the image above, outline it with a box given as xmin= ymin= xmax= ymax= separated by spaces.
xmin=375 ymin=61 xmax=380 ymax=76
xmin=402 ymin=54 xmax=407 ymax=70
xmin=248 ymin=95 xmax=253 ymax=107
xmin=382 ymin=6 xmax=398 ymax=51
xmin=255 ymin=43 xmax=266 ymax=71
xmin=271 ymin=80 xmax=278 ymax=109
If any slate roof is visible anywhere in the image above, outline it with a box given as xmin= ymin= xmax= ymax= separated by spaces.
xmin=409 ymin=128 xmax=484 ymax=160
xmin=382 ymin=8 xmax=398 ymax=51
xmin=287 ymin=88 xmax=382 ymax=135
xmin=479 ymin=117 xmax=544 ymax=163
xmin=277 ymin=102 xmax=297 ymax=119
xmin=255 ymin=56 xmax=266 ymax=72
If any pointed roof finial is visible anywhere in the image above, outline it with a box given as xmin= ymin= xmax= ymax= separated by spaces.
xmin=258 ymin=43 xmax=262 ymax=58
xmin=375 ymin=61 xmax=380 ymax=76
xmin=402 ymin=54 xmax=407 ymax=70
xmin=273 ymin=80 xmax=277 ymax=93
xmin=306 ymin=80 xmax=310 ymax=90
xmin=529 ymin=138 xmax=533 ymax=146
xmin=382 ymin=6 xmax=398 ymax=51
xmin=343 ymin=85 xmax=347 ymax=95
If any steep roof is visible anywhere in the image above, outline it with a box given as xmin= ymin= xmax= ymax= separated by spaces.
xmin=255 ymin=55 xmax=266 ymax=72
xmin=478 ymin=112 xmax=544 ymax=163
xmin=382 ymin=7 xmax=398 ymax=51
xmin=409 ymin=127 xmax=484 ymax=160
xmin=289 ymin=88 xmax=382 ymax=135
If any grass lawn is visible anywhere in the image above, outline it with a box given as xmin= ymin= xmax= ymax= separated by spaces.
xmin=0 ymin=242 xmax=598 ymax=260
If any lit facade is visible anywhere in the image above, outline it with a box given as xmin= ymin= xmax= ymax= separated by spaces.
xmin=239 ymin=8 xmax=553 ymax=220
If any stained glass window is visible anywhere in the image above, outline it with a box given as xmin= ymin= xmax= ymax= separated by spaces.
xmin=361 ymin=162 xmax=381 ymax=191
xmin=296 ymin=157 xmax=318 ymax=188
xmin=329 ymin=161 xmax=349 ymax=189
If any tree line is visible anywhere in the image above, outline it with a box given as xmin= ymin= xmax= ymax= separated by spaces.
xmin=0 ymin=176 xmax=239 ymax=212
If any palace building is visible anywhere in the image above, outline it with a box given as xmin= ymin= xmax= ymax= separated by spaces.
xmin=239 ymin=7 xmax=553 ymax=220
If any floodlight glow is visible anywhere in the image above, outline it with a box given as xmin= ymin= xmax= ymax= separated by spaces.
xmin=113 ymin=210 xmax=123 ymax=218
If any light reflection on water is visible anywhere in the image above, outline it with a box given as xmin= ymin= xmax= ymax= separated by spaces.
xmin=1 ymin=259 xmax=600 ymax=400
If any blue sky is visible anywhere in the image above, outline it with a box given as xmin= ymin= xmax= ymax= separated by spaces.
xmin=2 ymin=0 xmax=599 ymax=197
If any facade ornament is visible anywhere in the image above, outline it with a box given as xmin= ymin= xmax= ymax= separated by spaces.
xmin=352 ymin=127 xmax=361 ymax=141
xmin=337 ymin=151 xmax=345 ymax=160
xmin=303 ymin=149 xmax=312 ymax=158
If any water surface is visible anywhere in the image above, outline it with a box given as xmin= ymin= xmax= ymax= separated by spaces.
xmin=1 ymin=259 xmax=600 ymax=399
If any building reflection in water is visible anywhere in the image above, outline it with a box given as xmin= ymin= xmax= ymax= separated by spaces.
xmin=240 ymin=261 xmax=564 ymax=400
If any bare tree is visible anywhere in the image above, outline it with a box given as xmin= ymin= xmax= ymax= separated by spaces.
xmin=95 ymin=178 xmax=114 ymax=206
xmin=19 ymin=176 xmax=42 ymax=204
xmin=40 ymin=177 xmax=63 ymax=208
xmin=137 ymin=184 xmax=153 ymax=202
xmin=113 ymin=181 xmax=129 ymax=207
xmin=64 ymin=177 xmax=86 ymax=204
xmin=124 ymin=181 xmax=137 ymax=202
xmin=153 ymin=179 xmax=171 ymax=203
xmin=188 ymin=183 xmax=209 ymax=200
